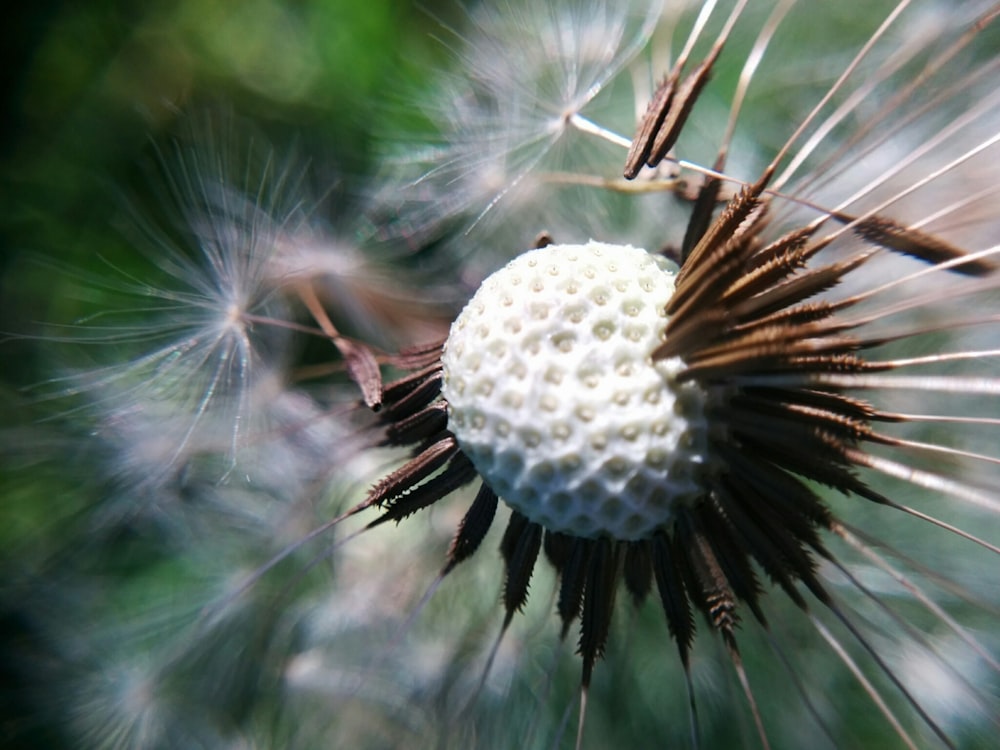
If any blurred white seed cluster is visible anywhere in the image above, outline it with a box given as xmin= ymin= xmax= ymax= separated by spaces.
xmin=16 ymin=0 xmax=1000 ymax=748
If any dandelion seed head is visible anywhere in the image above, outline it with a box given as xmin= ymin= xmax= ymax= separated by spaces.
xmin=443 ymin=241 xmax=706 ymax=539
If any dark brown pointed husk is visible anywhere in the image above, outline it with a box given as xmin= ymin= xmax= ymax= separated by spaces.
xmin=500 ymin=512 xmax=544 ymax=622
xmin=579 ymin=538 xmax=619 ymax=689
xmin=443 ymin=483 xmax=500 ymax=575
xmin=363 ymin=342 xmax=505 ymax=581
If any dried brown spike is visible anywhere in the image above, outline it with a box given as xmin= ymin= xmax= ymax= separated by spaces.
xmin=624 ymin=71 xmax=678 ymax=179
xmin=850 ymin=214 xmax=996 ymax=276
xmin=729 ymin=301 xmax=839 ymax=337
xmin=654 ymin=306 xmax=728 ymax=361
xmin=499 ymin=510 xmax=526 ymax=560
xmin=383 ymin=370 xmax=443 ymax=422
xmin=680 ymin=171 xmax=724 ymax=263
xmin=443 ymin=482 xmax=499 ymax=574
xmin=625 ymin=19 xmax=729 ymax=179
xmin=712 ymin=481 xmax=812 ymax=611
xmin=696 ymin=503 xmax=766 ymax=626
xmin=778 ymin=353 xmax=876 ymax=375
xmin=369 ymin=452 xmax=477 ymax=527
xmin=557 ymin=537 xmax=594 ymax=638
xmin=677 ymin=325 xmax=865 ymax=382
xmin=579 ymin=537 xmax=618 ymax=687
xmin=651 ymin=530 xmax=695 ymax=665
xmin=738 ymin=387 xmax=879 ymax=427
xmin=365 ymin=435 xmax=457 ymax=507
xmin=381 ymin=401 xmax=448 ymax=447
xmin=675 ymin=181 xmax=767 ymax=287
xmin=718 ymin=443 xmax=834 ymax=541
xmin=623 ymin=540 xmax=653 ymax=606
xmin=341 ymin=338 xmax=383 ymax=410
xmin=722 ymin=243 xmax=811 ymax=307
xmin=737 ymin=427 xmax=873 ymax=502
xmin=747 ymin=225 xmax=821 ymax=272
xmin=501 ymin=513 xmax=543 ymax=618
xmin=499 ymin=509 xmax=528 ymax=562
xmin=731 ymin=394 xmax=875 ymax=443
xmin=679 ymin=349 xmax=871 ymax=383
xmin=678 ymin=510 xmax=739 ymax=637
xmin=668 ymin=205 xmax=771 ymax=324
xmin=646 ymin=57 xmax=715 ymax=171
xmin=666 ymin=252 xmax=747 ymax=330
xmin=733 ymin=488 xmax=825 ymax=597
xmin=382 ymin=362 xmax=442 ymax=403
xmin=543 ymin=530 xmax=573 ymax=572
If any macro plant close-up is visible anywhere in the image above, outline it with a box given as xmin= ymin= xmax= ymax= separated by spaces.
xmin=2 ymin=1 xmax=999 ymax=749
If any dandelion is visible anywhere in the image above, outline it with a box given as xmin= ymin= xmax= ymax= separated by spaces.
xmin=324 ymin=1 xmax=1000 ymax=747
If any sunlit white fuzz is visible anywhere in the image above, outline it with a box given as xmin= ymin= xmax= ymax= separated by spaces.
xmin=378 ymin=0 xmax=660 ymax=257
xmin=41 ymin=134 xmax=316 ymax=488
xmin=38 ymin=110 xmax=436 ymax=504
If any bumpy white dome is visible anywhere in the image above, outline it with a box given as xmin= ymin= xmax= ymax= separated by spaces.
xmin=441 ymin=241 xmax=706 ymax=540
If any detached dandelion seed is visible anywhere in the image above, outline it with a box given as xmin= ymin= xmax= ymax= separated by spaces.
xmin=35 ymin=118 xmax=312 ymax=488
xmin=34 ymin=115 xmax=413 ymax=497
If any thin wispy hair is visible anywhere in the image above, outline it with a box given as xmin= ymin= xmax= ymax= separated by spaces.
xmin=374 ymin=0 xmax=662 ymax=267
